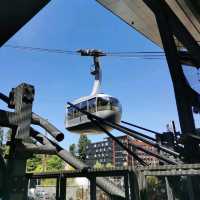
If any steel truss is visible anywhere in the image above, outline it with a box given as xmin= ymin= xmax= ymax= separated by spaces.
xmin=143 ymin=0 xmax=200 ymax=163
xmin=0 ymin=83 xmax=125 ymax=200
xmin=27 ymin=164 xmax=200 ymax=200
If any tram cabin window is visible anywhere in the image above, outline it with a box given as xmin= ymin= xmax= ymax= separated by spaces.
xmin=88 ymin=98 xmax=96 ymax=113
xmin=110 ymin=97 xmax=119 ymax=110
xmin=74 ymin=103 xmax=81 ymax=118
xmin=80 ymin=101 xmax=87 ymax=116
xmin=68 ymin=107 xmax=74 ymax=120
xmin=97 ymin=97 xmax=110 ymax=111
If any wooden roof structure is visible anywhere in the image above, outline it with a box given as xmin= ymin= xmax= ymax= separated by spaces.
xmin=0 ymin=0 xmax=50 ymax=47
xmin=96 ymin=0 xmax=200 ymax=48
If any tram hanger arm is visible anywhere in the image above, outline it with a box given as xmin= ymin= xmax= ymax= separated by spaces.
xmin=68 ymin=102 xmax=180 ymax=158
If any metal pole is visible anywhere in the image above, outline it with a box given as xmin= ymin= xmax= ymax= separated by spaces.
xmin=90 ymin=177 xmax=96 ymax=200
xmin=59 ymin=176 xmax=66 ymax=200
xmin=0 ymin=154 xmax=6 ymax=199
xmin=56 ymin=178 xmax=60 ymax=200
xmin=165 ymin=177 xmax=175 ymax=200
xmin=5 ymin=83 xmax=34 ymax=200
xmin=124 ymin=174 xmax=130 ymax=200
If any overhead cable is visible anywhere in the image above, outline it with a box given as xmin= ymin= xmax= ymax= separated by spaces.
xmin=4 ymin=44 xmax=165 ymax=60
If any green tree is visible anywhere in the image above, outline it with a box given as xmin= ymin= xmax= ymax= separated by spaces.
xmin=105 ymin=163 xmax=114 ymax=169
xmin=94 ymin=161 xmax=114 ymax=169
xmin=47 ymin=155 xmax=64 ymax=171
xmin=69 ymin=143 xmax=77 ymax=157
xmin=94 ymin=161 xmax=104 ymax=169
xmin=27 ymin=154 xmax=65 ymax=173
xmin=0 ymin=128 xmax=12 ymax=156
xmin=27 ymin=154 xmax=43 ymax=172
xmin=78 ymin=135 xmax=91 ymax=161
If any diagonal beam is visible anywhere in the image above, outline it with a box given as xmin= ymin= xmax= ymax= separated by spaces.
xmin=0 ymin=110 xmax=15 ymax=127
xmin=32 ymin=112 xmax=64 ymax=142
xmin=16 ymin=142 xmax=56 ymax=155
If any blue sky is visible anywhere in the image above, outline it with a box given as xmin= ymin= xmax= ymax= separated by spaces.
xmin=0 ymin=0 xmax=190 ymax=148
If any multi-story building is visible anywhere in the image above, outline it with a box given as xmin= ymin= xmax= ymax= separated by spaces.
xmin=131 ymin=140 xmax=159 ymax=166
xmin=85 ymin=139 xmax=113 ymax=167
xmin=85 ymin=135 xmax=158 ymax=168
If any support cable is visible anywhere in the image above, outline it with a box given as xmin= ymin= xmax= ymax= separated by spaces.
xmin=89 ymin=117 xmax=148 ymax=166
xmin=121 ymin=120 xmax=160 ymax=135
xmin=4 ymin=44 xmax=165 ymax=60
xmin=0 ymin=92 xmax=9 ymax=104
xmin=130 ymin=142 xmax=178 ymax=165
xmin=69 ymin=103 xmax=177 ymax=164
xmin=92 ymin=117 xmax=178 ymax=165
xmin=87 ymin=114 xmax=177 ymax=165
xmin=120 ymin=124 xmax=156 ymax=142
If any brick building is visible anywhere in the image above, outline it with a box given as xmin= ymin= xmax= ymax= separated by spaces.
xmin=132 ymin=140 xmax=159 ymax=166
xmin=85 ymin=135 xmax=158 ymax=167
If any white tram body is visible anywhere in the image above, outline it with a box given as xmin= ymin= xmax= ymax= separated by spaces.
xmin=65 ymin=93 xmax=122 ymax=134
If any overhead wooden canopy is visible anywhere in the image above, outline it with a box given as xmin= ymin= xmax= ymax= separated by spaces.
xmin=0 ymin=0 xmax=50 ymax=47
xmin=96 ymin=0 xmax=200 ymax=48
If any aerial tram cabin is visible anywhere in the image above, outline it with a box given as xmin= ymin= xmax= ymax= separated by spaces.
xmin=65 ymin=50 xmax=122 ymax=134
xmin=66 ymin=93 xmax=122 ymax=134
